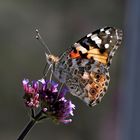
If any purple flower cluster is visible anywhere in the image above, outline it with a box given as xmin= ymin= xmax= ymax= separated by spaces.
xmin=22 ymin=79 xmax=75 ymax=124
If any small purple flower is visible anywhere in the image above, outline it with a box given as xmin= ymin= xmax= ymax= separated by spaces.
xmin=22 ymin=79 xmax=75 ymax=124
xmin=22 ymin=79 xmax=40 ymax=108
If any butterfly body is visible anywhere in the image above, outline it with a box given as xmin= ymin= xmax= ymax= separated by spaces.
xmin=47 ymin=27 xmax=123 ymax=106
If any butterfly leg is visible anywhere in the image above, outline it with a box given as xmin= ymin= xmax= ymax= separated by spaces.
xmin=58 ymin=83 xmax=64 ymax=94
xmin=49 ymin=64 xmax=53 ymax=82
xmin=43 ymin=64 xmax=52 ymax=80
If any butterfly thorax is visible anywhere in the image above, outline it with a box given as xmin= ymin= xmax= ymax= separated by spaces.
xmin=46 ymin=54 xmax=59 ymax=65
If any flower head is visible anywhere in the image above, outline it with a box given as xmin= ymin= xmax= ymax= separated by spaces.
xmin=22 ymin=79 xmax=75 ymax=124
xmin=22 ymin=79 xmax=39 ymax=108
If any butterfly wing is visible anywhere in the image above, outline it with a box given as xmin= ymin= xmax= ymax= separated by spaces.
xmin=54 ymin=27 xmax=122 ymax=106
xmin=70 ymin=27 xmax=123 ymax=68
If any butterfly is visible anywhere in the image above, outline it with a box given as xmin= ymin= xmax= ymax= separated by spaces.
xmin=37 ymin=27 xmax=123 ymax=107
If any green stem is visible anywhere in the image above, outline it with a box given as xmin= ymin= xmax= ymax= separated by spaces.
xmin=17 ymin=111 xmax=43 ymax=140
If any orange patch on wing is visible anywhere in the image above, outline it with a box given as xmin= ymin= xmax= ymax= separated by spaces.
xmin=87 ymin=86 xmax=101 ymax=101
xmin=86 ymin=73 xmax=107 ymax=100
xmin=90 ymin=73 xmax=106 ymax=83
xmin=87 ymin=48 xmax=108 ymax=64
xmin=85 ymin=83 xmax=100 ymax=100
xmin=70 ymin=51 xmax=80 ymax=58
xmin=88 ymin=47 xmax=108 ymax=56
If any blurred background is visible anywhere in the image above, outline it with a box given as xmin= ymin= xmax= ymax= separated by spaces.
xmin=0 ymin=0 xmax=140 ymax=140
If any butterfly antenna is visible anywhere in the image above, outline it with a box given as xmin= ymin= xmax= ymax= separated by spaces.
xmin=35 ymin=29 xmax=52 ymax=80
xmin=35 ymin=29 xmax=51 ymax=55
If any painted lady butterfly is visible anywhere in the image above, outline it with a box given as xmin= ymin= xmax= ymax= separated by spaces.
xmin=37 ymin=27 xmax=123 ymax=107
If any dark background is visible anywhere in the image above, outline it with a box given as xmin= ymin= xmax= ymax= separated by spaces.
xmin=0 ymin=0 xmax=139 ymax=140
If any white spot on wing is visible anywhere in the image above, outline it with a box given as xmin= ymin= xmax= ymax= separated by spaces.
xmin=87 ymin=33 xmax=92 ymax=37
xmin=91 ymin=34 xmax=97 ymax=40
xmin=82 ymin=72 xmax=89 ymax=79
xmin=105 ymin=30 xmax=110 ymax=35
xmin=91 ymin=35 xmax=101 ymax=44
xmin=77 ymin=46 xmax=87 ymax=53
xmin=74 ymin=43 xmax=80 ymax=47
xmin=96 ymin=39 xmax=102 ymax=44
xmin=100 ymin=28 xmax=104 ymax=32
xmin=105 ymin=44 xmax=109 ymax=49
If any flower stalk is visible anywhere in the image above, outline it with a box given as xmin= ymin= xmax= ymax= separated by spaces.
xmin=17 ymin=111 xmax=43 ymax=140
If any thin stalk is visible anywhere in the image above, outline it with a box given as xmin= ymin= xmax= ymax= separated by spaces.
xmin=17 ymin=111 xmax=43 ymax=140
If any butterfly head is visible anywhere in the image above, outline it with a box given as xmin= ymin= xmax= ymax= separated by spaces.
xmin=45 ymin=53 xmax=59 ymax=65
